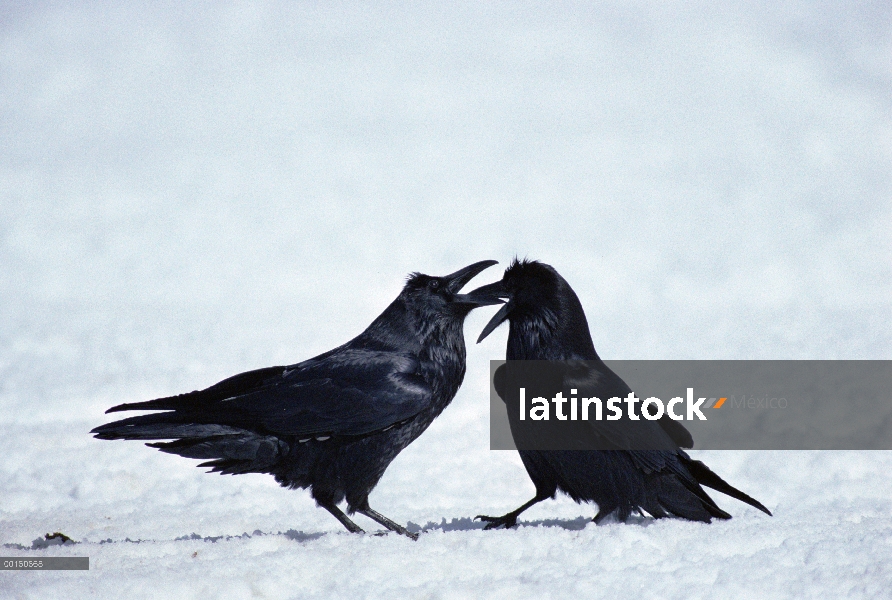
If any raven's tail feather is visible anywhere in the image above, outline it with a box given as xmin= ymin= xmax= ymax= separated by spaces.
xmin=91 ymin=413 xmax=244 ymax=440
xmin=149 ymin=435 xmax=288 ymax=475
xmin=681 ymin=456 xmax=772 ymax=516
xmin=643 ymin=471 xmax=731 ymax=523
xmin=90 ymin=414 xmax=288 ymax=476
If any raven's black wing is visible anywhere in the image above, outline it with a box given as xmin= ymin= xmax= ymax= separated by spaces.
xmin=562 ymin=360 xmax=684 ymax=452
xmin=93 ymin=347 xmax=430 ymax=440
xmin=494 ymin=360 xmax=685 ymax=452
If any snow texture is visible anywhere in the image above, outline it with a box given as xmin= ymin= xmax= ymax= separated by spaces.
xmin=1 ymin=2 xmax=890 ymax=598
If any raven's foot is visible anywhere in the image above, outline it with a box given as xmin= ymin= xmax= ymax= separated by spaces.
xmin=476 ymin=495 xmax=549 ymax=530
xmin=474 ymin=514 xmax=518 ymax=530
xmin=592 ymin=508 xmax=613 ymax=525
xmin=356 ymin=507 xmax=419 ymax=541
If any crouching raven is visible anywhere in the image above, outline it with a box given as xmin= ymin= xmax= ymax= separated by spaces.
xmin=470 ymin=259 xmax=771 ymax=527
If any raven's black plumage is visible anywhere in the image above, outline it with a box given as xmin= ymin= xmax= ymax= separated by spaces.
xmin=91 ymin=260 xmax=500 ymax=539
xmin=470 ymin=259 xmax=771 ymax=527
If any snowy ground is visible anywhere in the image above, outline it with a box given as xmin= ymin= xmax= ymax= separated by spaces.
xmin=2 ymin=3 xmax=890 ymax=599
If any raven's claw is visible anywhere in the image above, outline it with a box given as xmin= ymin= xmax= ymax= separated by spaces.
xmin=475 ymin=514 xmax=518 ymax=530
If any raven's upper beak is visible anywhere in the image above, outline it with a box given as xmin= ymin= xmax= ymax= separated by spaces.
xmin=445 ymin=260 xmax=503 ymax=307
xmin=467 ymin=280 xmax=513 ymax=342
xmin=444 ymin=260 xmax=499 ymax=294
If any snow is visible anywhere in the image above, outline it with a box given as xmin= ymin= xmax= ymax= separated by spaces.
xmin=1 ymin=2 xmax=890 ymax=598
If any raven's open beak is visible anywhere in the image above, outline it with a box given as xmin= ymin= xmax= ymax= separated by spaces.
xmin=467 ymin=280 xmax=513 ymax=342
xmin=446 ymin=260 xmax=502 ymax=307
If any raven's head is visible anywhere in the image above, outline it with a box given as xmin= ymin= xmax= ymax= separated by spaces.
xmin=469 ymin=259 xmax=567 ymax=343
xmin=403 ymin=260 xmax=502 ymax=322
xmin=469 ymin=257 xmax=600 ymax=359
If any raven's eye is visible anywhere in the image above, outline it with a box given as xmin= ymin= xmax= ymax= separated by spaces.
xmin=428 ymin=279 xmax=440 ymax=291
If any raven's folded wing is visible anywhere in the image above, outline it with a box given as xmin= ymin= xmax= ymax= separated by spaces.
xmin=94 ymin=348 xmax=429 ymax=439
xmin=495 ymin=359 xmax=691 ymax=453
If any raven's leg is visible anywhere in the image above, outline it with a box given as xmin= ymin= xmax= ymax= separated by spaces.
xmin=475 ymin=492 xmax=551 ymax=530
xmin=593 ymin=504 xmax=618 ymax=524
xmin=320 ymin=502 xmax=365 ymax=534
xmin=354 ymin=503 xmax=419 ymax=541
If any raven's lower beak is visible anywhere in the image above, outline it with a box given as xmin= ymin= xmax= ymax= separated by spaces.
xmin=466 ymin=280 xmax=513 ymax=342
xmin=444 ymin=260 xmax=499 ymax=295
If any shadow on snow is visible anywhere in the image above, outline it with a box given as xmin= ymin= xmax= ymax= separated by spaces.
xmin=3 ymin=514 xmax=657 ymax=549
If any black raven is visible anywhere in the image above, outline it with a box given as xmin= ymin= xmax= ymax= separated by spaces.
xmin=91 ymin=260 xmax=500 ymax=539
xmin=470 ymin=259 xmax=771 ymax=527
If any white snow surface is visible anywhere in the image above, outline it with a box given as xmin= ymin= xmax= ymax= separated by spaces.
xmin=1 ymin=2 xmax=891 ymax=598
